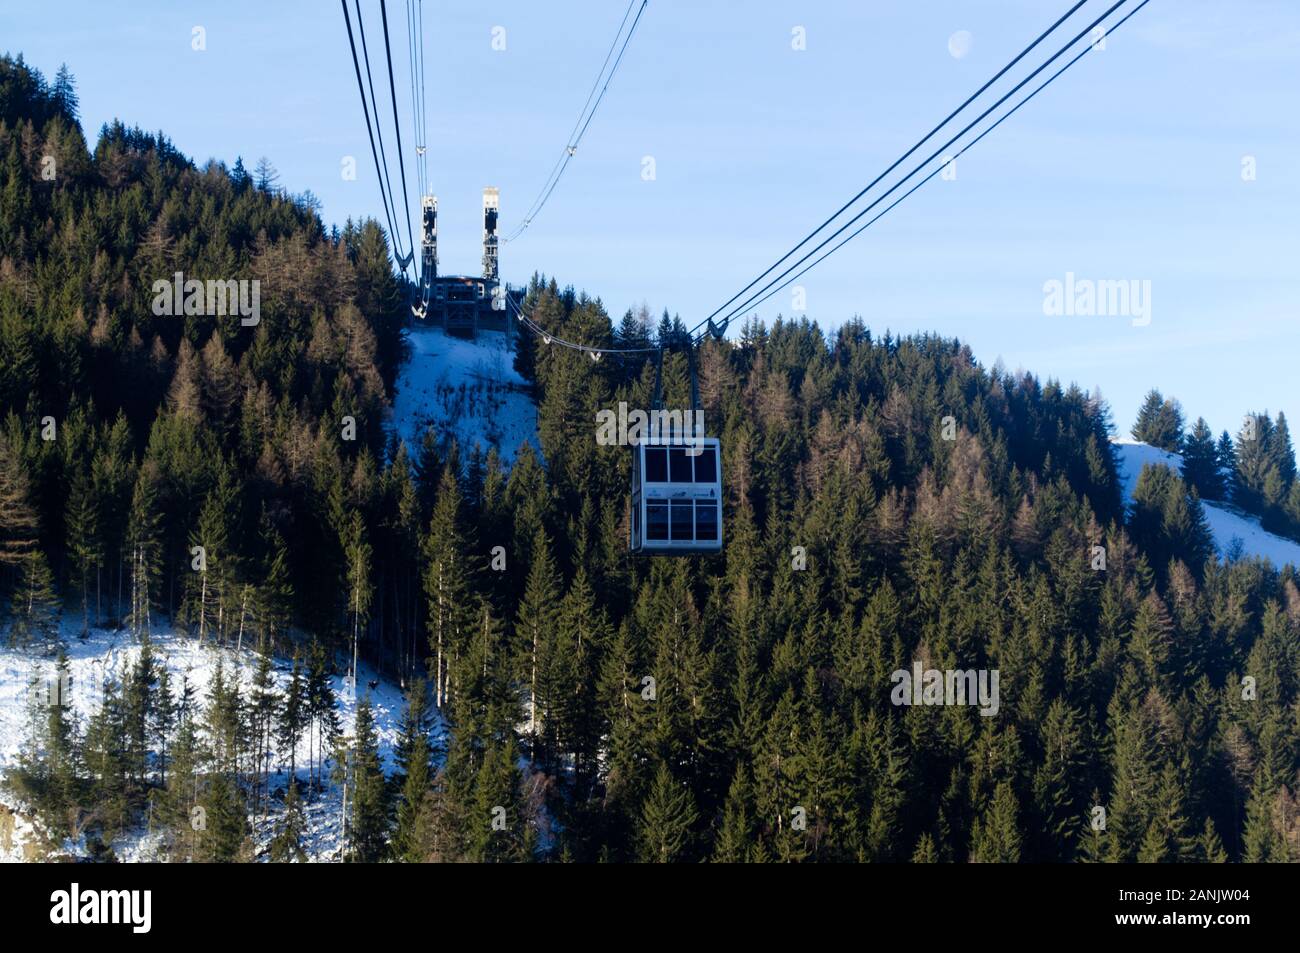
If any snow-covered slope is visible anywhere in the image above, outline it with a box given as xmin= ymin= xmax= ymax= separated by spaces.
xmin=1112 ymin=437 xmax=1300 ymax=569
xmin=0 ymin=622 xmax=416 ymax=862
xmin=391 ymin=325 xmax=538 ymax=464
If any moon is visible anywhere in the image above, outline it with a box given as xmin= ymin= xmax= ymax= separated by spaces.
xmin=947 ymin=30 xmax=973 ymax=59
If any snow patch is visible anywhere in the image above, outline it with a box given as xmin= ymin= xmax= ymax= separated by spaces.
xmin=1112 ymin=437 xmax=1300 ymax=569
xmin=0 ymin=622 xmax=421 ymax=862
xmin=390 ymin=325 xmax=538 ymax=465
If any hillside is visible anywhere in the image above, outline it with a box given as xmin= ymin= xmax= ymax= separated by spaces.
xmin=0 ymin=620 xmax=411 ymax=862
xmin=1113 ymin=438 xmax=1300 ymax=569
xmin=391 ymin=325 xmax=538 ymax=465
xmin=3 ymin=53 xmax=1300 ymax=864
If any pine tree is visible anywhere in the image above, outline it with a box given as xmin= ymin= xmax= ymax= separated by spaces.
xmin=1197 ymin=817 xmax=1228 ymax=863
xmin=1215 ymin=430 xmax=1237 ymax=494
xmin=14 ymin=650 xmax=78 ymax=829
xmin=911 ymin=833 xmax=939 ymax=863
xmin=250 ymin=644 xmax=279 ymax=821
xmin=342 ymin=508 xmax=373 ymax=693
xmin=306 ymin=639 xmax=340 ymax=790
xmin=198 ymin=769 xmax=250 ymax=863
xmin=65 ymin=466 xmax=102 ymax=634
xmin=1181 ymin=417 xmax=1224 ymax=501
xmin=277 ymin=650 xmax=307 ymax=783
xmin=1137 ymin=762 xmax=1194 ymax=862
xmin=83 ymin=677 xmax=129 ymax=837
xmin=270 ymin=780 xmax=308 ymax=862
xmin=422 ymin=465 xmax=476 ymax=708
xmin=1132 ymin=390 xmax=1183 ymax=452
xmin=344 ymin=696 xmax=389 ymax=861
xmin=204 ymin=656 xmax=245 ymax=776
xmin=253 ymin=156 xmax=279 ymax=193
xmin=51 ymin=63 xmax=79 ymax=123
xmin=231 ymin=156 xmax=251 ymax=190
xmin=1270 ymin=410 xmax=1296 ymax=486
xmin=159 ymin=675 xmax=202 ymax=861
xmin=1106 ymin=694 xmax=1161 ymax=862
xmin=468 ymin=736 xmax=532 ymax=862
xmin=7 ymin=549 xmax=59 ymax=648
xmin=393 ymin=688 xmax=433 ymax=862
xmin=637 ymin=762 xmax=699 ymax=863
xmin=126 ymin=462 xmax=163 ymax=636
xmin=971 ymin=780 xmax=1022 ymax=862
xmin=1076 ymin=794 xmax=1108 ymax=864
xmin=1242 ymin=771 xmax=1285 ymax=862
xmin=258 ymin=521 xmax=292 ymax=646
xmin=122 ymin=632 xmax=158 ymax=785
xmin=187 ymin=465 xmax=239 ymax=643
xmin=1030 ymin=698 xmax=1087 ymax=860
xmin=713 ymin=765 xmax=755 ymax=862
xmin=517 ymin=527 xmax=561 ymax=764
xmin=152 ymin=667 xmax=176 ymax=787
xmin=1234 ymin=413 xmax=1278 ymax=516
xmin=0 ymin=426 xmax=38 ymax=572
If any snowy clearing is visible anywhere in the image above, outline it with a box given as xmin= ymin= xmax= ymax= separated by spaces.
xmin=1112 ymin=437 xmax=1300 ymax=569
xmin=0 ymin=621 xmax=419 ymax=862
xmin=390 ymin=325 xmax=539 ymax=465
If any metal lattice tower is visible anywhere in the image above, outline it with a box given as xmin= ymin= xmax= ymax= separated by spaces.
xmin=482 ymin=187 xmax=499 ymax=281
xmin=421 ymin=194 xmax=438 ymax=283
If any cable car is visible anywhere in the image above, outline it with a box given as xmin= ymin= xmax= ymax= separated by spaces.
xmin=629 ymin=437 xmax=723 ymax=554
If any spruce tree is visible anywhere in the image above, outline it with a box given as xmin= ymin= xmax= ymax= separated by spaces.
xmin=277 ymin=649 xmax=307 ymax=783
xmin=1198 ymin=817 xmax=1228 ymax=863
xmin=1215 ymin=430 xmax=1238 ymax=499
xmin=517 ymin=527 xmax=561 ymax=765
xmin=7 ymin=549 xmax=59 ymax=648
xmin=250 ymin=644 xmax=279 ymax=820
xmin=468 ymin=738 xmax=532 ymax=863
xmin=637 ymin=762 xmax=699 ymax=863
xmin=1132 ymin=389 xmax=1183 ymax=451
xmin=65 ymin=466 xmax=102 ymax=634
xmin=1181 ymin=417 xmax=1224 ymax=501
xmin=306 ymin=639 xmax=340 ymax=790
xmin=198 ymin=769 xmax=250 ymax=863
xmin=971 ymin=780 xmax=1022 ymax=862
xmin=422 ymin=465 xmax=476 ymax=709
xmin=270 ymin=780 xmax=308 ymax=862
xmin=0 ymin=428 xmax=38 ymax=572
xmin=345 ymin=696 xmax=388 ymax=861
xmin=83 ymin=677 xmax=129 ymax=837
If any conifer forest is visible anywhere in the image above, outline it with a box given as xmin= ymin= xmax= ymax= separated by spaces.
xmin=1 ymin=0 xmax=1298 ymax=881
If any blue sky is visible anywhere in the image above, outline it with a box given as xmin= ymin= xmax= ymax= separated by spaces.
xmin=3 ymin=0 xmax=1297 ymax=438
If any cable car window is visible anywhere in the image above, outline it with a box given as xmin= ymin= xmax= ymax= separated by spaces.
xmin=647 ymin=502 xmax=669 ymax=540
xmin=645 ymin=448 xmax=668 ymax=483
xmin=669 ymin=448 xmax=692 ymax=483
xmin=670 ymin=500 xmax=693 ymax=540
xmin=693 ymin=447 xmax=717 ymax=484
xmin=695 ymin=501 xmax=718 ymax=541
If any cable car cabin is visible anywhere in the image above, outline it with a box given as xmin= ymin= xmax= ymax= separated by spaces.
xmin=629 ymin=438 xmax=723 ymax=554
